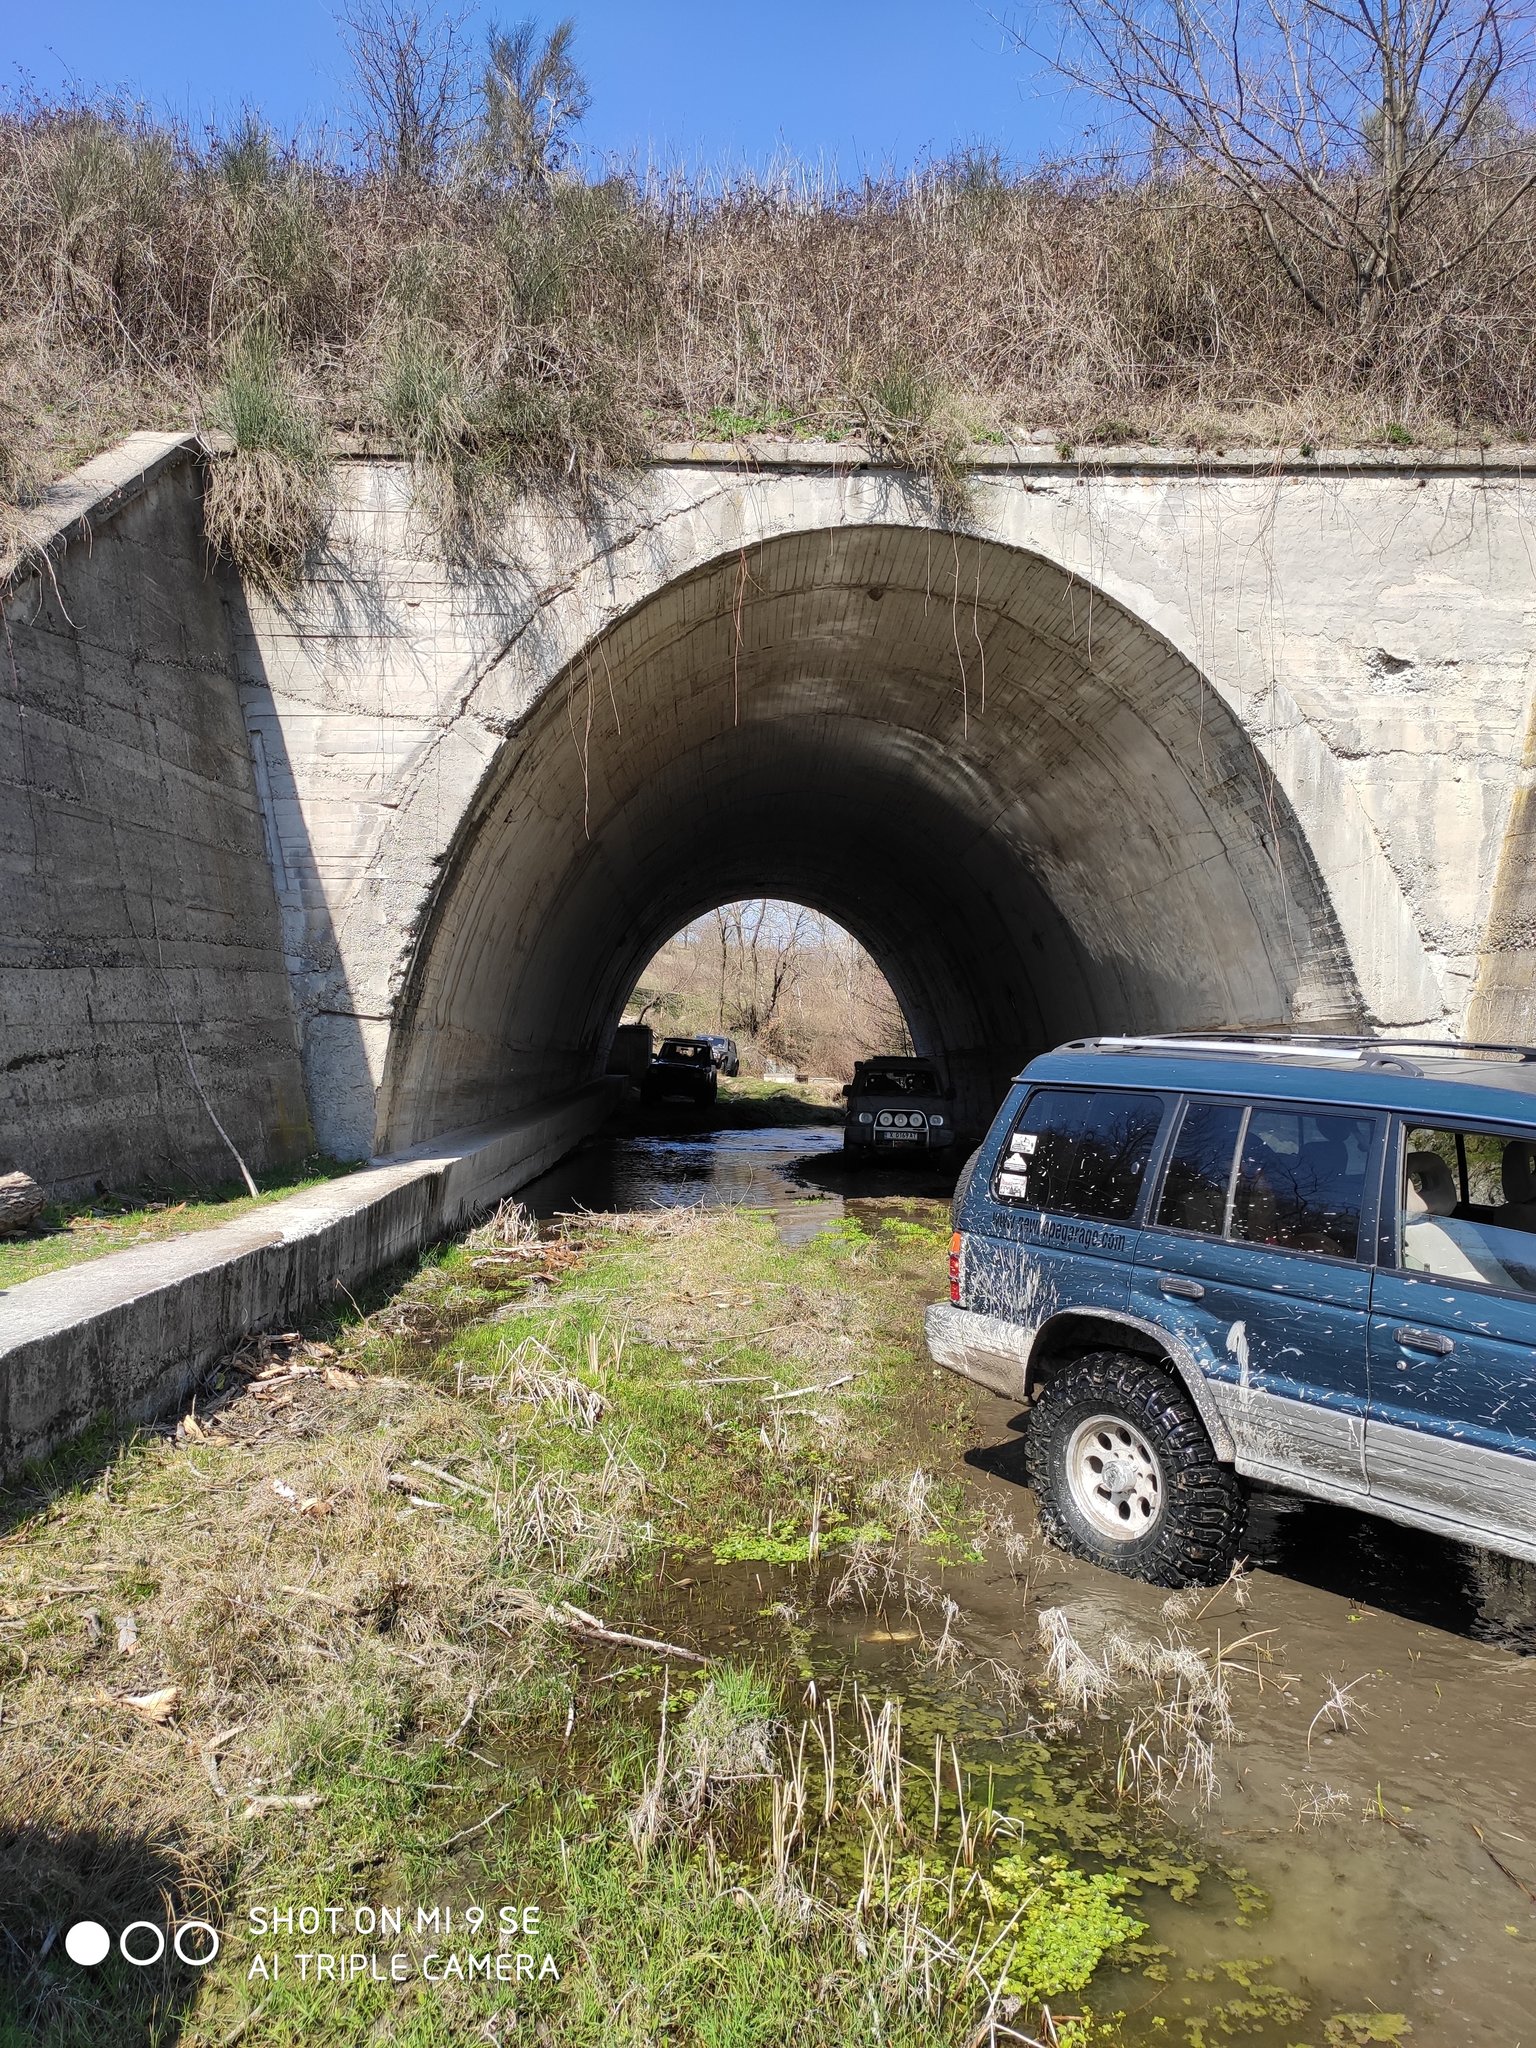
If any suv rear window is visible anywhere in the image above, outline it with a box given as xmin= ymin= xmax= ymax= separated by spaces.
xmin=1156 ymin=1099 xmax=1376 ymax=1260
xmin=854 ymin=1067 xmax=938 ymax=1096
xmin=996 ymin=1088 xmax=1164 ymax=1223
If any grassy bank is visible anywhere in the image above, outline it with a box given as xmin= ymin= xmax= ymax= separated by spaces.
xmin=4 ymin=99 xmax=1532 ymax=577
xmin=0 ymin=1196 xmax=1374 ymax=2047
xmin=0 ymin=1157 xmax=361 ymax=1292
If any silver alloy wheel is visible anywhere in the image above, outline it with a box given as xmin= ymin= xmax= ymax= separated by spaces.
xmin=1064 ymin=1413 xmax=1164 ymax=1542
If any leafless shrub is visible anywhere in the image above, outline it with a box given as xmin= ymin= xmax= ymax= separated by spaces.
xmin=1291 ymin=1781 xmax=1352 ymax=1829
xmin=868 ymin=1467 xmax=942 ymax=1544
xmin=1160 ymin=1558 xmax=1253 ymax=1621
xmin=501 ymin=1355 xmax=606 ymax=1428
xmin=1307 ymin=1673 xmax=1373 ymax=1752
xmin=1037 ymin=1 xmax=1536 ymax=325
xmin=629 ymin=1667 xmax=780 ymax=1845
xmin=1037 ymin=1605 xmax=1114 ymax=1716
xmin=1038 ymin=1605 xmax=1266 ymax=1808
xmin=338 ymin=0 xmax=474 ymax=184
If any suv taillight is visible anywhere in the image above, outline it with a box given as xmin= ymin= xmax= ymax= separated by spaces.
xmin=949 ymin=1231 xmax=963 ymax=1305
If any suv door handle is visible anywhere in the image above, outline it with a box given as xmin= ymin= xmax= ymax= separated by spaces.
xmin=1392 ymin=1326 xmax=1454 ymax=1356
xmin=1158 ymin=1275 xmax=1205 ymax=1301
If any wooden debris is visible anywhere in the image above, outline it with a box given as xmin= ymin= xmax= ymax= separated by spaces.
xmin=242 ymin=1792 xmax=326 ymax=1819
xmin=547 ymin=1598 xmax=707 ymax=1664
xmin=121 ymin=1685 xmax=180 ymax=1723
xmin=761 ymin=1374 xmax=855 ymax=1402
xmin=1472 ymin=1822 xmax=1536 ymax=1905
xmin=408 ymin=1458 xmax=494 ymax=1501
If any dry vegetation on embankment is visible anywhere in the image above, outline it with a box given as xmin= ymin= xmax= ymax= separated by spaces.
xmin=3 ymin=99 xmax=1535 ymax=577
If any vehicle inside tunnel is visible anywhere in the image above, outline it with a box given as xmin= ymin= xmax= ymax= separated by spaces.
xmin=376 ymin=523 xmax=1365 ymax=1154
xmin=622 ymin=901 xmax=913 ymax=1079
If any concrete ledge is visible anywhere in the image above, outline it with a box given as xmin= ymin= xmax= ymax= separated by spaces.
xmin=0 ymin=1081 xmax=619 ymax=1481
xmin=1 ymin=431 xmax=203 ymax=591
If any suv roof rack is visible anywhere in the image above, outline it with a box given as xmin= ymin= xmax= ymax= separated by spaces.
xmin=1071 ymin=1031 xmax=1536 ymax=1077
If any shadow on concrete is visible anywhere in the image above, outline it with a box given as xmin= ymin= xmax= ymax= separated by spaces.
xmin=225 ymin=552 xmax=377 ymax=1166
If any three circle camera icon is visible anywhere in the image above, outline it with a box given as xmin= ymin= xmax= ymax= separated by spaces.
xmin=63 ymin=1918 xmax=220 ymax=1968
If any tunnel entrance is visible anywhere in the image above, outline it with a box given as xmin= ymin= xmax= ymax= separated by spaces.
xmin=377 ymin=523 xmax=1363 ymax=1152
xmin=626 ymin=901 xmax=913 ymax=1081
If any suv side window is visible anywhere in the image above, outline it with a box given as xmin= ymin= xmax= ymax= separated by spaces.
xmin=1397 ymin=1122 xmax=1536 ymax=1295
xmin=996 ymin=1088 xmax=1164 ymax=1222
xmin=1156 ymin=1098 xmax=1377 ymax=1260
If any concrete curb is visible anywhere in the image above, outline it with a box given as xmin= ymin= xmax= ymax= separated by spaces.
xmin=1 ymin=431 xmax=204 ymax=593
xmin=0 ymin=1082 xmax=618 ymax=1482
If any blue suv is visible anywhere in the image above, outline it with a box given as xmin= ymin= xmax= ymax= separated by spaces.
xmin=928 ymin=1034 xmax=1536 ymax=1586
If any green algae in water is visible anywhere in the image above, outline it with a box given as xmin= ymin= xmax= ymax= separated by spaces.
xmin=712 ymin=1520 xmax=891 ymax=1564
xmin=1180 ymin=1958 xmax=1310 ymax=2042
xmin=980 ymin=1852 xmax=1147 ymax=2001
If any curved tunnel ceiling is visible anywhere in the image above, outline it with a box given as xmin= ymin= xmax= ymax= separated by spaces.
xmin=379 ymin=525 xmax=1363 ymax=1148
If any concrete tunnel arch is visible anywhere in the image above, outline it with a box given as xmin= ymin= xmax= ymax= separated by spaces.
xmin=375 ymin=523 xmax=1365 ymax=1151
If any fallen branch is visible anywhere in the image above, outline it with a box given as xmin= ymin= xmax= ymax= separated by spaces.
xmin=444 ymin=1689 xmax=479 ymax=1751
xmin=409 ymin=1458 xmax=495 ymax=1501
xmin=762 ymin=1375 xmax=855 ymax=1402
xmin=549 ymin=1599 xmax=707 ymax=1664
xmin=437 ymin=1799 xmax=512 ymax=1849
xmin=1472 ymin=1822 xmax=1536 ymax=1905
xmin=217 ymin=1996 xmax=273 ymax=2048
xmin=243 ymin=1792 xmax=325 ymax=1819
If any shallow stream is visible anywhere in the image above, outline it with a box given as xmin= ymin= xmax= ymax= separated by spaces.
xmin=522 ymin=1121 xmax=1536 ymax=2041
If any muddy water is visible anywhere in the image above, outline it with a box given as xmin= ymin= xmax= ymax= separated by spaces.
xmin=529 ymin=1124 xmax=1536 ymax=2041
xmin=519 ymin=1124 xmax=846 ymax=1243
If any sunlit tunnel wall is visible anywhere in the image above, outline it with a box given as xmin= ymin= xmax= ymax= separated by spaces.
xmin=378 ymin=526 xmax=1363 ymax=1151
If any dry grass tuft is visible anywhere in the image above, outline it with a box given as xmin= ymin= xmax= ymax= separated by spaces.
xmin=1037 ymin=1605 xmax=1271 ymax=1809
xmin=3 ymin=96 xmax=1534 ymax=579
xmin=201 ymin=320 xmax=331 ymax=590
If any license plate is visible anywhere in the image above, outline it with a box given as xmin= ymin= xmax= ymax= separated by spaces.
xmin=877 ymin=1130 xmax=925 ymax=1143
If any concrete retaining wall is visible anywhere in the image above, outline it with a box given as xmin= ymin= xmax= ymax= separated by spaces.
xmin=1 ymin=434 xmax=311 ymax=1197
xmin=0 ymin=1082 xmax=616 ymax=1481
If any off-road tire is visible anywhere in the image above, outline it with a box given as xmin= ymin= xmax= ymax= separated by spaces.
xmin=1024 ymin=1351 xmax=1245 ymax=1588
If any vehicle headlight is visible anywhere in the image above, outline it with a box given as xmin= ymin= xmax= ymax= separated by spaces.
xmin=877 ymin=1112 xmax=893 ymax=1127
xmin=894 ymin=1113 xmax=909 ymax=1127
xmin=857 ymin=1111 xmax=873 ymax=1124
xmin=930 ymin=1114 xmax=944 ymax=1127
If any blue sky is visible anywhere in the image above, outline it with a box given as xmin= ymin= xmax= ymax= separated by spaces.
xmin=6 ymin=2 xmax=1072 ymax=173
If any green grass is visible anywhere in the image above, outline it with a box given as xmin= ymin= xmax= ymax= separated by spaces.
xmin=715 ymin=1076 xmax=844 ymax=1125
xmin=0 ymin=1200 xmax=1373 ymax=2047
xmin=0 ymin=1156 xmax=361 ymax=1290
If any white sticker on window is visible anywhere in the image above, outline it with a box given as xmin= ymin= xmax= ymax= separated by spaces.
xmin=1009 ymin=1132 xmax=1038 ymax=1155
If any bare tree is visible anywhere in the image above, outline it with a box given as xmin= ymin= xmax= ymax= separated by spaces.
xmin=479 ymin=15 xmax=590 ymax=193
xmin=633 ymin=901 xmax=911 ymax=1076
xmin=1031 ymin=1 xmax=1536 ymax=317
xmin=338 ymin=0 xmax=473 ymax=183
